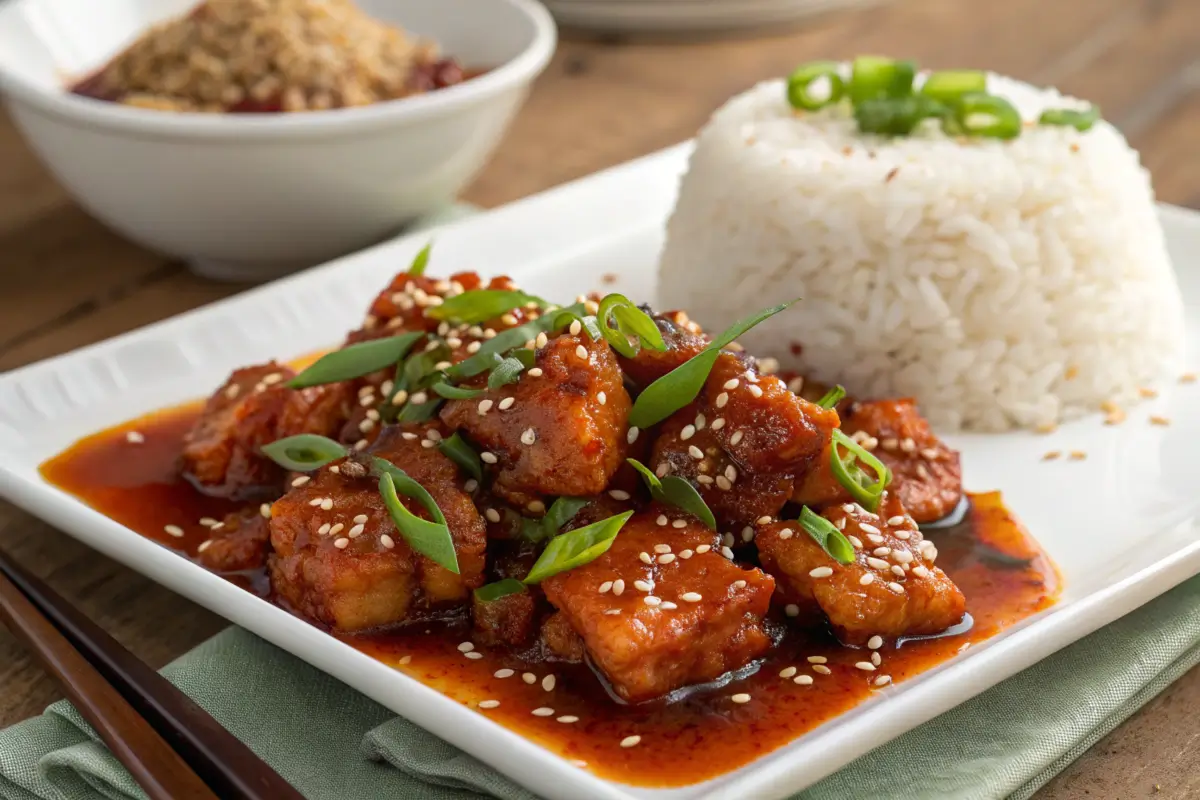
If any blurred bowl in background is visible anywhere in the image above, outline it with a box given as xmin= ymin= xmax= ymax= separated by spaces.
xmin=545 ymin=0 xmax=882 ymax=35
xmin=0 ymin=0 xmax=556 ymax=281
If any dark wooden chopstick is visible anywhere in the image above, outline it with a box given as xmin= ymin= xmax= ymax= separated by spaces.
xmin=0 ymin=550 xmax=303 ymax=800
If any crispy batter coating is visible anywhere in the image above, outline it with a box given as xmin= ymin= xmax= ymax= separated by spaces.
xmin=542 ymin=509 xmax=774 ymax=702
xmin=268 ymin=425 xmax=486 ymax=632
xmin=472 ymin=589 xmax=539 ymax=648
xmin=756 ymin=494 xmax=965 ymax=645
xmin=197 ymin=506 xmax=272 ymax=573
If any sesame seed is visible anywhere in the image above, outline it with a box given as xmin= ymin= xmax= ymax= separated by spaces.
xmin=542 ymin=675 xmax=556 ymax=691
xmin=527 ymin=500 xmax=546 ymax=514
xmin=569 ymin=320 xmax=582 ymax=336
xmin=393 ymin=390 xmax=409 ymax=406
xmin=871 ymin=651 xmax=882 ymax=666
xmin=494 ymin=669 xmax=514 ymax=679
xmin=887 ymin=582 xmax=905 ymax=593
xmin=873 ymin=547 xmax=891 ymax=557
xmin=598 ymin=391 xmax=607 ymax=406
xmin=481 ymin=452 xmax=498 ymax=464
xmin=697 ymin=475 xmax=714 ymax=486
xmin=478 ymin=700 xmax=500 ymax=709
xmin=893 ymin=550 xmax=914 ymax=564
xmin=421 ymin=439 xmax=436 ymax=449
xmin=354 ymin=438 xmax=369 ymax=451
xmin=656 ymin=514 xmax=668 ymax=526
xmin=733 ymin=579 xmax=747 ymax=589
xmin=1069 ymin=450 xmax=1087 ymax=461
xmin=399 ymin=655 xmax=412 ymax=665
xmin=634 ymin=579 xmax=654 ymax=592
xmin=688 ymin=445 xmax=705 ymax=460
xmin=528 ymin=367 xmax=543 ymax=377
xmin=318 ymin=523 xmax=331 ymax=535
xmin=535 ymin=332 xmax=549 ymax=348
xmin=224 ymin=384 xmax=241 ymax=399
xmin=532 ymin=707 xmax=555 ymax=717
xmin=747 ymin=384 xmax=763 ymax=398
xmin=655 ymin=463 xmax=669 ymax=478
xmin=464 ymin=479 xmax=479 ymax=492
xmin=321 ymin=498 xmax=333 ymax=511
xmin=679 ymin=549 xmax=694 ymax=559
xmin=521 ymin=428 xmax=537 ymax=446
xmin=681 ymin=592 xmax=703 ymax=603
xmin=912 ymin=565 xmax=931 ymax=578
xmin=661 ymin=601 xmax=678 ymax=610
xmin=729 ymin=430 xmax=743 ymax=445
xmin=477 ymin=399 xmax=493 ymax=416
xmin=309 ymin=498 xmax=323 ymax=507
xmin=198 ymin=517 xmax=218 ymax=527
xmin=609 ymin=489 xmax=631 ymax=501
xmin=696 ymin=544 xmax=712 ymax=554
xmin=410 ymin=391 xmax=428 ymax=404
xmin=680 ymin=425 xmax=696 ymax=441
xmin=721 ymin=546 xmax=735 ymax=559
xmin=807 ymin=656 xmax=828 ymax=664
xmin=458 ymin=642 xmax=475 ymax=653
xmin=523 ymin=673 xmax=537 ymax=684
xmin=867 ymin=534 xmax=885 ymax=545
xmin=809 ymin=566 xmax=834 ymax=578
xmin=380 ymin=535 xmax=395 ymax=549
xmin=695 ymin=413 xmax=706 ymax=429
xmin=575 ymin=345 xmax=589 ymax=360
xmin=724 ymin=378 xmax=740 ymax=390
xmin=711 ymin=417 xmax=726 ymax=430
xmin=859 ymin=522 xmax=881 ymax=535
xmin=620 ymin=735 xmax=641 ymax=748
xmin=334 ymin=538 xmax=350 ymax=549
xmin=716 ymin=476 xmax=732 ymax=491
xmin=785 ymin=604 xmax=800 ymax=617
xmin=895 ymin=530 xmax=911 ymax=540
xmin=1150 ymin=415 xmax=1171 ymax=426
xmin=779 ymin=666 xmax=798 ymax=678
xmin=612 ymin=579 xmax=626 ymax=596
xmin=653 ymin=544 xmax=672 ymax=554
xmin=812 ymin=665 xmax=832 ymax=675
xmin=874 ymin=675 xmax=892 ymax=687
xmin=672 ymin=519 xmax=687 ymax=529
xmin=731 ymin=693 xmax=752 ymax=704
xmin=644 ymin=596 xmax=662 ymax=607
xmin=484 ymin=508 xmax=501 ymax=524
xmin=658 ymin=554 xmax=676 ymax=564
xmin=557 ymin=716 xmax=579 ymax=724
xmin=716 ymin=392 xmax=729 ymax=408
xmin=848 ymin=534 xmax=862 ymax=548
xmin=855 ymin=661 xmax=877 ymax=672
xmin=794 ymin=674 xmax=815 ymax=685
xmin=260 ymin=504 xmax=272 ymax=519
xmin=164 ymin=524 xmax=184 ymax=538
xmin=859 ymin=573 xmax=876 ymax=586
xmin=778 ymin=528 xmax=794 ymax=540
xmin=627 ymin=427 xmax=640 ymax=444
xmin=639 ymin=552 xmax=653 ymax=565
xmin=1042 ymin=450 xmax=1062 ymax=461
xmin=125 ymin=430 xmax=145 ymax=444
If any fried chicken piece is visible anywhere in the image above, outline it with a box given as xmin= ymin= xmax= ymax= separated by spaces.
xmin=541 ymin=509 xmax=774 ymax=702
xmin=539 ymin=611 xmax=585 ymax=662
xmin=792 ymin=399 xmax=962 ymax=523
xmin=181 ymin=362 xmax=296 ymax=499
xmin=756 ymin=494 xmax=965 ymax=645
xmin=277 ymin=381 xmax=357 ymax=443
xmin=268 ymin=425 xmax=486 ymax=632
xmin=473 ymin=590 xmax=539 ymax=648
xmin=617 ymin=311 xmax=708 ymax=389
xmin=197 ymin=506 xmax=272 ymax=573
xmin=441 ymin=333 xmax=631 ymax=500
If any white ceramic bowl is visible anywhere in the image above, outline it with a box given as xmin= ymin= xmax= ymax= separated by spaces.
xmin=0 ymin=0 xmax=556 ymax=280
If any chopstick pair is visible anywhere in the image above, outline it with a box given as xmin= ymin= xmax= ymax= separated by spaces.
xmin=0 ymin=548 xmax=303 ymax=800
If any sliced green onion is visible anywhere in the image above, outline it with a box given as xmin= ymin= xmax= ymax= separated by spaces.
xmin=627 ymin=458 xmax=717 ymax=530
xmin=487 ymin=356 xmax=526 ymax=390
xmin=373 ymin=458 xmax=458 ymax=574
xmin=390 ymin=347 xmax=448 ymax=423
xmin=288 ymin=332 xmax=423 ymax=389
xmin=438 ymin=432 xmax=482 ymax=482
xmin=474 ymin=578 xmax=527 ymax=603
xmin=954 ymin=92 xmax=1021 ymax=139
xmin=543 ymin=496 xmax=589 ymax=534
xmin=408 ymin=241 xmax=433 ymax=277
xmin=629 ymin=300 xmax=798 ymax=428
xmin=849 ymin=56 xmax=916 ymax=103
xmin=432 ymin=382 xmax=483 ymax=400
xmin=446 ymin=303 xmax=586 ymax=380
xmin=786 ymin=61 xmax=845 ymax=111
xmin=829 ymin=429 xmax=892 ymax=512
xmin=1039 ymin=105 xmax=1100 ymax=132
xmin=261 ymin=434 xmax=348 ymax=472
xmin=426 ymin=289 xmax=546 ymax=325
xmin=798 ymin=506 xmax=856 ymax=565
xmin=596 ymin=294 xmax=667 ymax=358
xmin=522 ymin=511 xmax=634 ymax=585
xmin=396 ymin=395 xmax=443 ymax=423
xmin=919 ymin=70 xmax=986 ymax=104
xmin=553 ymin=311 xmax=603 ymax=342
xmin=815 ymin=385 xmax=846 ymax=409
xmin=855 ymin=95 xmax=949 ymax=136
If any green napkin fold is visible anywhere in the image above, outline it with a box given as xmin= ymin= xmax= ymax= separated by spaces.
xmin=0 ymin=575 xmax=1197 ymax=800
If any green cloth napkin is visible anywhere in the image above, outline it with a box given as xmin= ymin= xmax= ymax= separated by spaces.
xmin=0 ymin=575 xmax=1197 ymax=800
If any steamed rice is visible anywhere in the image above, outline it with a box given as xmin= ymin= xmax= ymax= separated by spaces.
xmin=658 ymin=74 xmax=1185 ymax=431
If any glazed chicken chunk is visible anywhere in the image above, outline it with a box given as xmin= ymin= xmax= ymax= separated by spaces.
xmin=792 ymin=398 xmax=963 ymax=523
xmin=268 ymin=425 xmax=486 ymax=632
xmin=441 ymin=333 xmax=631 ymax=503
xmin=756 ymin=494 xmax=965 ymax=645
xmin=541 ymin=509 xmax=775 ymax=702
xmin=196 ymin=506 xmax=272 ymax=573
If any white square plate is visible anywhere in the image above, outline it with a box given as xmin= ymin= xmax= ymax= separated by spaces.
xmin=1 ymin=143 xmax=1199 ymax=800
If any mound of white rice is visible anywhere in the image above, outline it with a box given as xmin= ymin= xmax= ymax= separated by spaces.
xmin=658 ymin=74 xmax=1185 ymax=431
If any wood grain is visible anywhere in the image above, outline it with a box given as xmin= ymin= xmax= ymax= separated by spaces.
xmin=1 ymin=1 xmax=1199 ymax=796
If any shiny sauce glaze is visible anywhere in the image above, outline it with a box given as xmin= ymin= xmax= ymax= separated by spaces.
xmin=41 ymin=403 xmax=1061 ymax=788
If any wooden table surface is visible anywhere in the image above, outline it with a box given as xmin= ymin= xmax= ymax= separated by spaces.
xmin=1 ymin=0 xmax=1198 ymax=796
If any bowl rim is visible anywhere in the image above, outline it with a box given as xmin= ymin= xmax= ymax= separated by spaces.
xmin=0 ymin=0 xmax=557 ymax=140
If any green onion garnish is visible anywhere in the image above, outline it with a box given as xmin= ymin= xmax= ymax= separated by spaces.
xmin=849 ymin=56 xmax=916 ymax=104
xmin=543 ymin=496 xmax=589 ymax=534
xmin=919 ymin=70 xmax=986 ymax=104
xmin=408 ymin=241 xmax=433 ymax=277
xmin=426 ymin=289 xmax=545 ymax=325
xmin=446 ymin=303 xmax=586 ymax=381
xmin=487 ymin=355 xmax=528 ymax=390
xmin=374 ymin=458 xmax=459 ymax=574
xmin=432 ymin=382 xmax=483 ymax=400
xmin=786 ymin=61 xmax=845 ymax=111
xmin=954 ymin=92 xmax=1021 ymax=139
xmin=261 ymin=434 xmax=348 ymax=472
xmin=396 ymin=395 xmax=443 ymax=424
xmin=854 ymin=95 xmax=949 ymax=136
xmin=829 ymin=429 xmax=892 ymax=513
xmin=815 ymin=385 xmax=846 ymax=410
xmin=596 ymin=294 xmax=667 ymax=358
xmin=798 ymin=506 xmax=856 ymax=565
xmin=628 ymin=300 xmax=798 ymax=428
xmin=390 ymin=347 xmax=448 ymax=423
xmin=627 ymin=458 xmax=717 ymax=530
xmin=287 ymin=332 xmax=423 ymax=389
xmin=438 ymin=432 xmax=482 ymax=482
xmin=1038 ymin=105 xmax=1100 ymax=132
xmin=474 ymin=578 xmax=527 ymax=602
xmin=553 ymin=311 xmax=603 ymax=342
xmin=522 ymin=511 xmax=634 ymax=585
